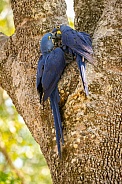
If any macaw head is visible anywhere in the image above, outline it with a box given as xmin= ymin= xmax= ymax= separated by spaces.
xmin=51 ymin=26 xmax=63 ymax=46
xmin=52 ymin=24 xmax=71 ymax=46
xmin=52 ymin=25 xmax=62 ymax=35
xmin=52 ymin=25 xmax=66 ymax=42
xmin=52 ymin=24 xmax=70 ymax=34
xmin=40 ymin=33 xmax=54 ymax=54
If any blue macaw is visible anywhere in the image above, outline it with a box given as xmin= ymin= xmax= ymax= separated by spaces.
xmin=52 ymin=25 xmax=94 ymax=96
xmin=36 ymin=33 xmax=66 ymax=157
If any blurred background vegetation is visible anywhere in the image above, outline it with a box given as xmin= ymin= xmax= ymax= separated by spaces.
xmin=0 ymin=0 xmax=52 ymax=183
xmin=0 ymin=88 xmax=52 ymax=184
xmin=0 ymin=0 xmax=74 ymax=183
xmin=0 ymin=0 xmax=14 ymax=35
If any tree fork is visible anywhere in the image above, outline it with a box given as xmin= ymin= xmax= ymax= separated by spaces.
xmin=0 ymin=0 xmax=121 ymax=183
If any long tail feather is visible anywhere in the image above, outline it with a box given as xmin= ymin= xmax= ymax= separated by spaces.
xmin=50 ymin=88 xmax=64 ymax=157
xmin=76 ymin=55 xmax=89 ymax=96
xmin=54 ymin=88 xmax=64 ymax=144
xmin=50 ymin=94 xmax=61 ymax=157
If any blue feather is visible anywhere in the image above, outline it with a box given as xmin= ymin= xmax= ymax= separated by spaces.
xmin=52 ymin=25 xmax=94 ymax=95
xmin=36 ymin=33 xmax=65 ymax=156
xmin=50 ymin=88 xmax=64 ymax=157
xmin=76 ymin=55 xmax=89 ymax=96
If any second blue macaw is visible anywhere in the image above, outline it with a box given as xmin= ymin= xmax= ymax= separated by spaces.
xmin=52 ymin=25 xmax=94 ymax=96
xmin=36 ymin=33 xmax=66 ymax=157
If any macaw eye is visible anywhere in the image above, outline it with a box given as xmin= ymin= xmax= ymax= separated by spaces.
xmin=48 ymin=36 xmax=51 ymax=40
xmin=57 ymin=26 xmax=60 ymax=29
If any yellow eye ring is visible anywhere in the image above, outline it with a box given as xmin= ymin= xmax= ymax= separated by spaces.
xmin=48 ymin=36 xmax=51 ymax=40
xmin=57 ymin=26 xmax=60 ymax=29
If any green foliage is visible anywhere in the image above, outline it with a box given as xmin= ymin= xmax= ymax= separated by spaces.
xmin=0 ymin=0 xmax=15 ymax=35
xmin=0 ymin=87 xmax=52 ymax=183
xmin=0 ymin=0 xmax=7 ymax=13
xmin=0 ymin=172 xmax=21 ymax=184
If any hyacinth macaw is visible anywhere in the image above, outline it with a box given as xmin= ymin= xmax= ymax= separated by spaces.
xmin=36 ymin=33 xmax=65 ymax=157
xmin=52 ymin=25 xmax=94 ymax=96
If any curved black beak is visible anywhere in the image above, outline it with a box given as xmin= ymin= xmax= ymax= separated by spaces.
xmin=51 ymin=33 xmax=56 ymax=39
xmin=52 ymin=28 xmax=57 ymax=33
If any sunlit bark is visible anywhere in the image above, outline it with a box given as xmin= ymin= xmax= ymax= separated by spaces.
xmin=0 ymin=0 xmax=121 ymax=183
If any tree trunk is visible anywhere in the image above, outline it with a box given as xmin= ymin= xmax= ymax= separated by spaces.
xmin=0 ymin=0 xmax=121 ymax=183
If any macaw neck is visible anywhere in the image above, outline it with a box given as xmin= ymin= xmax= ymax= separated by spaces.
xmin=60 ymin=25 xmax=71 ymax=32
xmin=42 ymin=53 xmax=50 ymax=58
xmin=41 ymin=47 xmax=53 ymax=56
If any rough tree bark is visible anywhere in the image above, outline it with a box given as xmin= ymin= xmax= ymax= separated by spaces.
xmin=0 ymin=0 xmax=121 ymax=183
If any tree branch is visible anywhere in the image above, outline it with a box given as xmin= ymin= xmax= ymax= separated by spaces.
xmin=0 ymin=0 xmax=68 ymax=163
xmin=0 ymin=0 xmax=121 ymax=183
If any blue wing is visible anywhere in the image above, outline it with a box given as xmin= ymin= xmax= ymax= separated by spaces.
xmin=42 ymin=48 xmax=66 ymax=101
xmin=36 ymin=55 xmax=45 ymax=103
xmin=62 ymin=29 xmax=94 ymax=63
xmin=76 ymin=55 xmax=89 ymax=96
xmin=41 ymin=48 xmax=65 ymax=157
xmin=78 ymin=32 xmax=93 ymax=52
